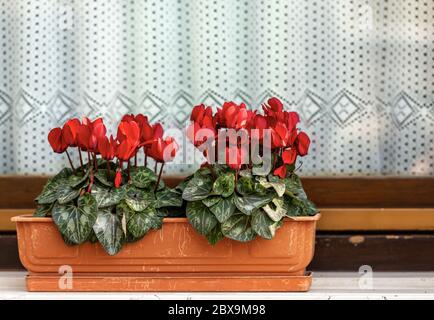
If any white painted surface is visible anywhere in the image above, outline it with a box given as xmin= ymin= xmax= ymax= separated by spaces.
xmin=0 ymin=271 xmax=433 ymax=300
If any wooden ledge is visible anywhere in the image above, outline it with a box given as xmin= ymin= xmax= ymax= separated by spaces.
xmin=2 ymin=208 xmax=434 ymax=231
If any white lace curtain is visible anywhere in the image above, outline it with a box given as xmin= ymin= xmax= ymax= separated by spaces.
xmin=0 ymin=0 xmax=433 ymax=176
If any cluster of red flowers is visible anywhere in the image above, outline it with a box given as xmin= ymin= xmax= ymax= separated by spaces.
xmin=48 ymin=115 xmax=177 ymax=187
xmin=187 ymin=97 xmax=310 ymax=178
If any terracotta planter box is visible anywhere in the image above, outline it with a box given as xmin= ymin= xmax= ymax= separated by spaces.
xmin=12 ymin=214 xmax=320 ymax=292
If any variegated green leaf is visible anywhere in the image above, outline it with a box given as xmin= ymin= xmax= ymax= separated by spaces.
xmin=91 ymin=184 xmax=126 ymax=208
xmin=209 ymin=196 xmax=236 ymax=223
xmin=121 ymin=204 xmax=162 ymax=240
xmin=252 ymin=209 xmax=282 ymax=239
xmin=257 ymin=176 xmax=285 ymax=197
xmin=221 ymin=214 xmax=256 ymax=242
xmin=236 ymin=176 xmax=255 ymax=195
xmin=155 ymin=188 xmax=183 ymax=208
xmin=212 ymin=173 xmax=235 ymax=197
xmin=202 ymin=195 xmax=221 ymax=207
xmin=206 ymin=225 xmax=225 ymax=245
xmin=52 ymin=193 xmax=97 ymax=244
xmin=262 ymin=198 xmax=287 ymax=222
xmin=94 ymin=169 xmax=115 ymax=187
xmin=68 ymin=170 xmax=90 ymax=188
xmin=182 ymin=175 xmax=213 ymax=201
xmin=234 ymin=193 xmax=274 ymax=215
xmin=93 ymin=208 xmax=125 ymax=255
xmin=57 ymin=186 xmax=81 ymax=204
xmin=33 ymin=203 xmax=54 ymax=217
xmin=124 ymin=186 xmax=155 ymax=211
xmin=186 ymin=201 xmax=218 ymax=235
xmin=35 ymin=168 xmax=73 ymax=204
xmin=282 ymin=174 xmax=307 ymax=199
xmin=130 ymin=166 xmax=158 ymax=189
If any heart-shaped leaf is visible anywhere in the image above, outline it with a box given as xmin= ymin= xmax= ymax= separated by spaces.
xmin=91 ymin=184 xmax=126 ymax=208
xmin=120 ymin=204 xmax=162 ymax=240
xmin=93 ymin=208 xmax=125 ymax=255
xmin=33 ymin=203 xmax=54 ymax=217
xmin=182 ymin=175 xmax=213 ymax=201
xmin=35 ymin=168 xmax=72 ymax=204
xmin=206 ymin=225 xmax=225 ymax=245
xmin=68 ymin=170 xmax=90 ymax=188
xmin=57 ymin=186 xmax=81 ymax=204
xmin=186 ymin=201 xmax=218 ymax=235
xmin=252 ymin=209 xmax=282 ymax=239
xmin=262 ymin=198 xmax=287 ymax=222
xmin=257 ymin=176 xmax=285 ymax=197
xmin=209 ymin=197 xmax=236 ymax=223
xmin=236 ymin=176 xmax=255 ymax=195
xmin=282 ymin=174 xmax=307 ymax=199
xmin=124 ymin=186 xmax=155 ymax=211
xmin=234 ymin=193 xmax=274 ymax=215
xmin=52 ymin=193 xmax=97 ymax=244
xmin=202 ymin=196 xmax=221 ymax=207
xmin=94 ymin=169 xmax=115 ymax=187
xmin=221 ymin=214 xmax=256 ymax=242
xmin=130 ymin=166 xmax=158 ymax=189
xmin=212 ymin=173 xmax=235 ymax=197
xmin=155 ymin=188 xmax=183 ymax=208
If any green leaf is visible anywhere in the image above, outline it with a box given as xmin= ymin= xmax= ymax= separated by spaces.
xmin=52 ymin=193 xmax=98 ymax=244
xmin=202 ymin=196 xmax=221 ymax=207
xmin=57 ymin=186 xmax=81 ymax=204
xmin=94 ymin=169 xmax=115 ymax=187
xmin=124 ymin=186 xmax=155 ymax=211
xmin=221 ymin=214 xmax=256 ymax=242
xmin=130 ymin=166 xmax=158 ymax=189
xmin=291 ymin=198 xmax=318 ymax=216
xmin=123 ymin=205 xmax=162 ymax=240
xmin=33 ymin=203 xmax=54 ymax=217
xmin=91 ymin=184 xmax=126 ymax=208
xmin=252 ymin=210 xmax=282 ymax=239
xmin=282 ymin=174 xmax=307 ymax=199
xmin=257 ymin=176 xmax=286 ymax=197
xmin=262 ymin=198 xmax=287 ymax=222
xmin=213 ymin=164 xmax=231 ymax=176
xmin=236 ymin=176 xmax=255 ymax=195
xmin=155 ymin=188 xmax=183 ymax=208
xmin=186 ymin=201 xmax=218 ymax=235
xmin=282 ymin=196 xmax=306 ymax=216
xmin=93 ymin=208 xmax=125 ymax=255
xmin=35 ymin=168 xmax=72 ymax=204
xmin=68 ymin=170 xmax=90 ymax=188
xmin=212 ymin=173 xmax=235 ymax=197
xmin=182 ymin=175 xmax=213 ymax=201
xmin=206 ymin=225 xmax=225 ymax=245
xmin=234 ymin=193 xmax=274 ymax=215
xmin=209 ymin=197 xmax=236 ymax=223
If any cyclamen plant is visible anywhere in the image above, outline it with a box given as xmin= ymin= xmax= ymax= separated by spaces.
xmin=182 ymin=97 xmax=318 ymax=244
xmin=34 ymin=115 xmax=181 ymax=255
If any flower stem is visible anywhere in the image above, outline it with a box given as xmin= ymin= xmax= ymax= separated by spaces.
xmin=127 ymin=160 xmax=131 ymax=181
xmin=93 ymin=153 xmax=98 ymax=171
xmin=65 ymin=150 xmax=76 ymax=174
xmin=154 ymin=161 xmax=157 ymax=173
xmin=78 ymin=148 xmax=84 ymax=171
xmin=134 ymin=154 xmax=137 ymax=167
xmin=154 ymin=162 xmax=164 ymax=193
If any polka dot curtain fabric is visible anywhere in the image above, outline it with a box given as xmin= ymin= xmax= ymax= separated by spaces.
xmin=0 ymin=0 xmax=433 ymax=176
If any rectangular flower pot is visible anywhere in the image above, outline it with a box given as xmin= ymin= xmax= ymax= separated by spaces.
xmin=12 ymin=214 xmax=320 ymax=292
